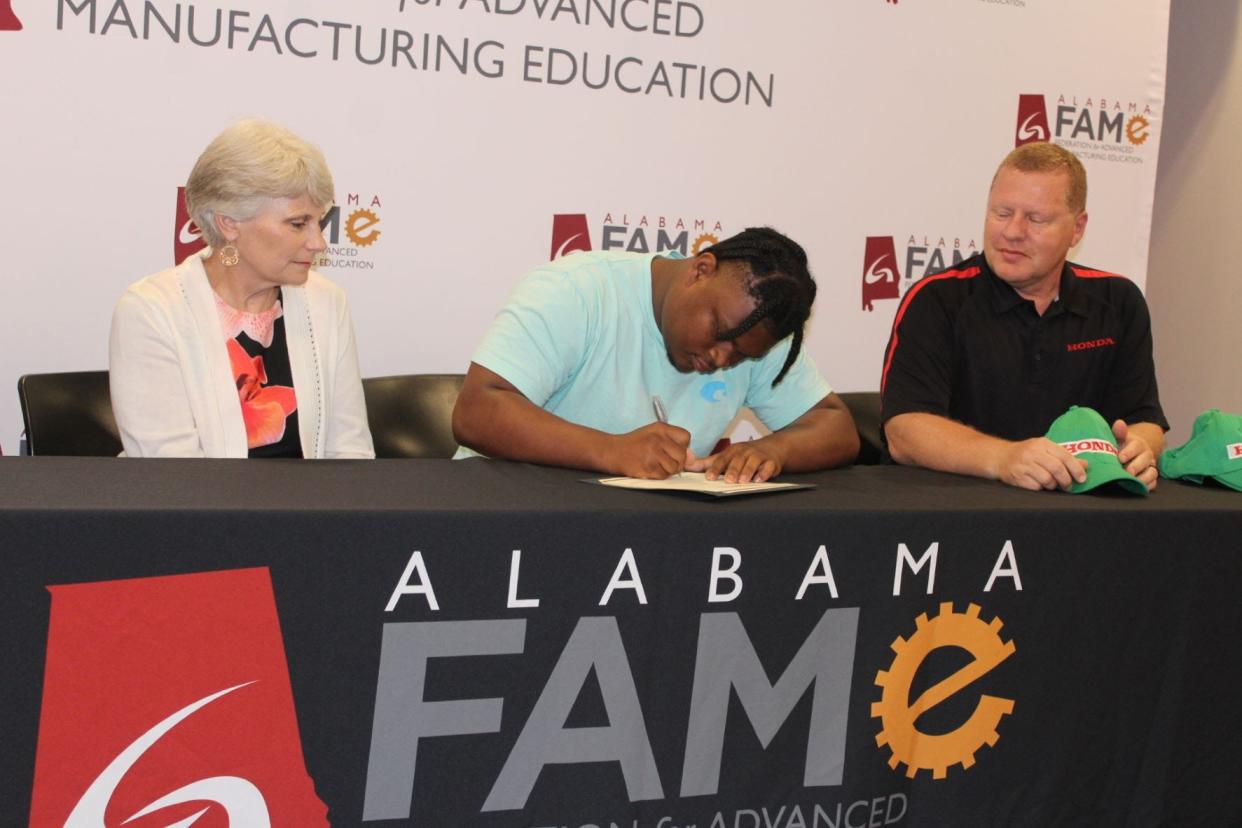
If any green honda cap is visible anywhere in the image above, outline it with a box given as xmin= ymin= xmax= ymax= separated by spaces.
xmin=1159 ymin=409 xmax=1242 ymax=492
xmin=1044 ymin=406 xmax=1148 ymax=495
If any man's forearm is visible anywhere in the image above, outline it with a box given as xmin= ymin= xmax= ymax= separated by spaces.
xmin=760 ymin=403 xmax=860 ymax=472
xmin=454 ymin=384 xmax=616 ymax=472
xmin=454 ymin=378 xmax=693 ymax=479
xmin=885 ymin=412 xmax=1011 ymax=479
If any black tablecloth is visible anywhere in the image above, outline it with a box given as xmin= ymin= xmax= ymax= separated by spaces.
xmin=2 ymin=458 xmax=1240 ymax=826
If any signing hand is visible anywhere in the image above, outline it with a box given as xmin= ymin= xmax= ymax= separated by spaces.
xmin=607 ymin=422 xmax=692 ymax=479
xmin=685 ymin=439 xmax=783 ymax=483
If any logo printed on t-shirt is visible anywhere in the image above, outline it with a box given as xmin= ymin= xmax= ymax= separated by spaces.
xmin=1066 ymin=337 xmax=1116 ymax=352
xmin=700 ymin=381 xmax=727 ymax=402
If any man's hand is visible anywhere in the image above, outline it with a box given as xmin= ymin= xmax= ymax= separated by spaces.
xmin=993 ymin=437 xmax=1088 ymax=491
xmin=887 ymin=412 xmax=1091 ymax=492
xmin=1112 ymin=419 xmax=1159 ymax=491
xmin=605 ymin=422 xmax=693 ymax=479
xmin=686 ymin=439 xmax=783 ymax=483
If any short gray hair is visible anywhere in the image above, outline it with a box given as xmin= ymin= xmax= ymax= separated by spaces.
xmin=994 ymin=141 xmax=1087 ymax=213
xmin=185 ymin=119 xmax=334 ymax=248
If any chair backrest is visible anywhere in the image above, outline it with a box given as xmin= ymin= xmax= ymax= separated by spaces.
xmin=363 ymin=374 xmax=465 ymax=459
xmin=18 ymin=371 xmax=122 ymax=456
xmin=839 ymin=391 xmax=883 ymax=465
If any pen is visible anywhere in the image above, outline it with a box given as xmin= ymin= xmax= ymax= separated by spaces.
xmin=652 ymin=395 xmax=668 ymax=424
xmin=651 ymin=394 xmax=684 ymax=479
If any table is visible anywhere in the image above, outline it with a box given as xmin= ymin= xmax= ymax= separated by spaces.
xmin=2 ymin=458 xmax=1240 ymax=826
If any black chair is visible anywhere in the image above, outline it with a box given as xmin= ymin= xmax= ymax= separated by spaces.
xmin=839 ymin=391 xmax=883 ymax=465
xmin=363 ymin=374 xmax=465 ymax=459
xmin=18 ymin=371 xmax=123 ymax=456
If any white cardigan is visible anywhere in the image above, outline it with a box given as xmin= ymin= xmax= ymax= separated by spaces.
xmin=109 ymin=251 xmax=374 ymax=458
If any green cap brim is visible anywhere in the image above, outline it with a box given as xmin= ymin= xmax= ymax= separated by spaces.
xmin=1068 ymin=458 xmax=1149 ymax=495
xmin=1162 ymin=463 xmax=1242 ymax=492
xmin=1208 ymin=468 xmax=1242 ymax=492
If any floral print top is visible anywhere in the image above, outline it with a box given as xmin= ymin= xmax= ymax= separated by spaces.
xmin=215 ymin=290 xmax=302 ymax=458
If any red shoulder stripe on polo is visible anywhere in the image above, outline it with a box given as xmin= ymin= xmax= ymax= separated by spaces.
xmin=880 ymin=265 xmax=981 ymax=396
xmin=1070 ymin=265 xmax=1125 ymax=279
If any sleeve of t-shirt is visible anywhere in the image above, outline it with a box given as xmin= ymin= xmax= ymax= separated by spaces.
xmin=1106 ymin=281 xmax=1168 ymax=430
xmin=879 ymin=284 xmax=955 ymax=425
xmin=743 ymin=340 xmax=833 ymax=432
xmin=470 ymin=268 xmax=591 ymax=407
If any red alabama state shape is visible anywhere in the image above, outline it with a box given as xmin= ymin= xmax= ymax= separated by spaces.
xmin=550 ymin=213 xmax=593 ymax=260
xmin=862 ymin=236 xmax=902 ymax=311
xmin=1015 ymin=94 xmax=1051 ymax=147
xmin=174 ymin=186 xmax=207 ymax=265
xmin=0 ymin=0 xmax=23 ymax=31
xmin=30 ymin=567 xmax=328 ymax=828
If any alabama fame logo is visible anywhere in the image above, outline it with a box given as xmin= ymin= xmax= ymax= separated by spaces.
xmin=317 ymin=194 xmax=384 ymax=272
xmin=65 ymin=682 xmax=272 ymax=826
xmin=0 ymin=0 xmax=22 ymax=30
xmin=862 ymin=233 xmax=978 ymax=311
xmin=1014 ymin=93 xmax=1156 ymax=163
xmin=174 ymin=187 xmax=205 ymax=264
xmin=30 ymin=568 xmax=328 ymax=827
xmin=551 ymin=212 xmax=724 ymax=261
xmin=873 ymin=602 xmax=1016 ymax=779
xmin=862 ymin=236 xmax=901 ymax=311
xmin=173 ymin=188 xmax=384 ymax=271
xmin=1014 ymin=94 xmax=1052 ymax=146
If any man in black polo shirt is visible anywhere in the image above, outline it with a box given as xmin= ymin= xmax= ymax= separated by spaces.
xmin=880 ymin=142 xmax=1167 ymax=491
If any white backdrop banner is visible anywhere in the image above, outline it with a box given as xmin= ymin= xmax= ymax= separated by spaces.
xmin=0 ymin=0 xmax=1170 ymax=451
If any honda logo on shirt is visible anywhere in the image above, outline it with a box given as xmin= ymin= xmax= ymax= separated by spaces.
xmin=30 ymin=568 xmax=328 ymax=827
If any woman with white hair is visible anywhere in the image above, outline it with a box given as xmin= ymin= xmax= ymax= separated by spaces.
xmin=109 ymin=119 xmax=374 ymax=458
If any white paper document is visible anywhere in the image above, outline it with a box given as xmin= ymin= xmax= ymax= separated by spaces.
xmin=593 ymin=471 xmax=812 ymax=497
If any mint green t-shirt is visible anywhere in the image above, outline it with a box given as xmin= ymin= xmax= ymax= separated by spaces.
xmin=457 ymin=250 xmax=832 ymax=459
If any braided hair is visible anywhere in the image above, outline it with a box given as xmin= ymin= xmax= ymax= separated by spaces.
xmin=707 ymin=227 xmax=817 ymax=386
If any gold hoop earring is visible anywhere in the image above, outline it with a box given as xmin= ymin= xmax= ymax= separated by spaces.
xmin=219 ymin=244 xmax=240 ymax=267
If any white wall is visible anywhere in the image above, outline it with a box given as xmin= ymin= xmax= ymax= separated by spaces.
xmin=1148 ymin=1 xmax=1242 ymax=445
xmin=0 ymin=1 xmax=1171 ymax=452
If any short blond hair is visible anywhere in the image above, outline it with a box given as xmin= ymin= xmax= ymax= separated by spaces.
xmin=185 ymin=119 xmax=334 ymax=248
xmin=994 ymin=142 xmax=1087 ymax=213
